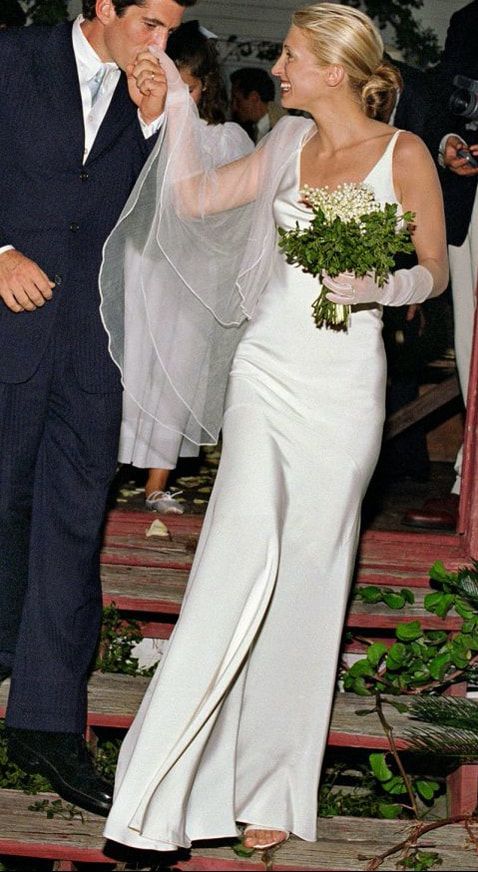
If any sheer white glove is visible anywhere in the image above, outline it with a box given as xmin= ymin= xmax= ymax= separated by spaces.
xmin=322 ymin=265 xmax=434 ymax=307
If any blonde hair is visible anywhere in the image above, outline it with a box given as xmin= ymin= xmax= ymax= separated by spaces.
xmin=292 ymin=3 xmax=402 ymax=121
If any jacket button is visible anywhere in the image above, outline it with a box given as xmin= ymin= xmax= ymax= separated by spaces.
xmin=54 ymin=274 xmax=63 ymax=286
xmin=69 ymin=222 xmax=79 ymax=232
xmin=79 ymin=170 xmax=89 ymax=181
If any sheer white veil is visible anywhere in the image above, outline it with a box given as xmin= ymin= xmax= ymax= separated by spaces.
xmin=99 ymin=51 xmax=314 ymax=447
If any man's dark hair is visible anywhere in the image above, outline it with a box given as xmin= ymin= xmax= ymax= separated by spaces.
xmin=82 ymin=0 xmax=197 ymax=22
xmin=0 ymin=0 xmax=27 ymax=27
xmin=230 ymin=67 xmax=275 ymax=104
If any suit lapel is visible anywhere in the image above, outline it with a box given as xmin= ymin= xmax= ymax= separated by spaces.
xmin=86 ymin=73 xmax=138 ymax=166
xmin=33 ymin=22 xmax=138 ymax=169
xmin=33 ymin=22 xmax=85 ymax=168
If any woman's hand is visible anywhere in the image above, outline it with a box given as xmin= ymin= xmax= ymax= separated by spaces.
xmin=127 ymin=50 xmax=168 ymax=124
xmin=322 ymin=266 xmax=433 ymax=307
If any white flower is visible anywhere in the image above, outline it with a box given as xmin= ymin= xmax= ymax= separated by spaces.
xmin=300 ymin=182 xmax=379 ymax=224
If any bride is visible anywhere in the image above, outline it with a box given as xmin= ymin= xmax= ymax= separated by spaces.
xmin=100 ymin=2 xmax=448 ymax=855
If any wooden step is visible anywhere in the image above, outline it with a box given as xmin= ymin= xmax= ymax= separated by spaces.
xmin=0 ymin=677 xmax=416 ymax=746
xmin=102 ymin=510 xmax=471 ymax=584
xmin=100 ymin=562 xmax=465 ymax=634
xmin=0 ymin=789 xmax=476 ymax=870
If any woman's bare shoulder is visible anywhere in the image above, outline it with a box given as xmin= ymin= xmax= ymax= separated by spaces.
xmin=393 ymin=129 xmax=433 ymax=163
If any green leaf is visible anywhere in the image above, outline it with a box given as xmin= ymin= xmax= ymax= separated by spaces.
xmin=383 ymin=592 xmax=407 ymax=609
xmin=428 ymin=652 xmax=452 ymax=681
xmin=378 ymin=802 xmax=402 ymax=819
xmin=429 ymin=560 xmax=453 ymax=583
xmin=350 ymin=676 xmax=373 ymax=696
xmin=424 ymin=592 xmax=456 ymax=618
xmin=366 ymin=642 xmax=389 ymax=668
xmin=369 ymin=752 xmax=393 ymax=782
xmin=401 ymin=588 xmax=415 ymax=605
xmin=383 ymin=775 xmax=408 ymax=795
xmin=348 ymin=659 xmax=375 ymax=678
xmin=415 ymin=779 xmax=438 ymax=801
xmin=455 ymin=599 xmax=475 ymax=620
xmin=232 ymin=843 xmax=255 ymax=858
xmin=396 ymin=621 xmax=423 ymax=642
xmin=358 ymin=586 xmax=383 ymax=604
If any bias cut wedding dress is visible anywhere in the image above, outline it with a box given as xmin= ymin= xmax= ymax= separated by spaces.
xmin=104 ymin=131 xmax=401 ymax=850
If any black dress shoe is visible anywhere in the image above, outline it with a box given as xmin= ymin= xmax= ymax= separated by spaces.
xmin=5 ymin=728 xmax=113 ymax=817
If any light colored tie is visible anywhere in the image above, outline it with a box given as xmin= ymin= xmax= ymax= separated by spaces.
xmin=88 ymin=65 xmax=107 ymax=106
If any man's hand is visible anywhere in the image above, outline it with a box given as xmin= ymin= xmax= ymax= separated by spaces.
xmin=0 ymin=250 xmax=55 ymax=312
xmin=127 ymin=50 xmax=167 ymax=125
xmin=443 ymin=135 xmax=478 ymax=176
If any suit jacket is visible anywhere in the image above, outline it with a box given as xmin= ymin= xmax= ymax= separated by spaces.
xmin=425 ymin=0 xmax=478 ymax=246
xmin=391 ymin=59 xmax=434 ymax=141
xmin=0 ymin=22 xmax=157 ymax=389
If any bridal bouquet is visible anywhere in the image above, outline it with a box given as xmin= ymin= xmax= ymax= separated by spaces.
xmin=278 ymin=182 xmax=415 ymax=330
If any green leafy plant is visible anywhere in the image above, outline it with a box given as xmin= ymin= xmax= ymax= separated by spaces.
xmin=96 ymin=603 xmax=155 ymax=676
xmin=25 ymin=0 xmax=68 ymax=25
xmin=94 ymin=737 xmax=122 ymax=781
xmin=222 ymin=0 xmax=441 ymax=70
xmin=354 ymin=0 xmax=440 ymax=68
xmin=344 ymin=564 xmax=478 ymax=698
xmin=0 ymin=723 xmax=50 ymax=794
xmin=317 ymin=759 xmax=440 ymax=821
xmin=344 ymin=561 xmax=478 ymax=870
xmin=369 ymin=752 xmax=440 ymax=812
xmin=357 ymin=586 xmax=415 ymax=610
xmin=397 ymin=849 xmax=442 ymax=871
xmin=28 ymin=798 xmax=84 ymax=821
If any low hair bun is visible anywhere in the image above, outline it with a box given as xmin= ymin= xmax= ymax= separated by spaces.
xmin=361 ymin=62 xmax=403 ymax=122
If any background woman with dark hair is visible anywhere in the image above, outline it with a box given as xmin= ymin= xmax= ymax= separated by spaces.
xmin=167 ymin=20 xmax=228 ymax=124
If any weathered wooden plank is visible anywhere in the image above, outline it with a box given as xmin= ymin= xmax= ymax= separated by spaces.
xmin=100 ymin=541 xmax=194 ymax=570
xmin=0 ymin=675 xmax=422 ymax=745
xmin=99 ymin=562 xmax=464 ymax=632
xmin=384 ymin=374 xmax=461 ymax=441
xmin=104 ymin=509 xmax=203 ymax=534
xmin=101 ymin=564 xmax=188 ymax=612
xmin=0 ymin=790 xmax=476 ymax=871
xmin=0 ymin=790 xmax=111 ymax=862
xmin=358 ymin=529 xmax=469 ymax=573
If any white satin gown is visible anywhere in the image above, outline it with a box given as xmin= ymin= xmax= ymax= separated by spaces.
xmin=104 ymin=131 xmax=401 ymax=850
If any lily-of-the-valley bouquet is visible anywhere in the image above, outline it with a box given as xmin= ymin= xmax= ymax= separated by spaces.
xmin=278 ymin=182 xmax=416 ymax=330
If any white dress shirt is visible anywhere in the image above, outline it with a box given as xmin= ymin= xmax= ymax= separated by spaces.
xmin=73 ymin=15 xmax=122 ymax=163
xmin=255 ymin=111 xmax=272 ymax=143
xmin=0 ymin=16 xmax=162 ymax=256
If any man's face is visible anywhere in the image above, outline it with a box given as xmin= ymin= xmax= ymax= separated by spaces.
xmin=230 ymin=85 xmax=262 ymax=124
xmin=98 ymin=0 xmax=185 ymax=70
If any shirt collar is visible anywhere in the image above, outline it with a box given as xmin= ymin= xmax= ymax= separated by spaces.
xmin=256 ymin=111 xmax=271 ymax=139
xmin=72 ymin=14 xmax=118 ymax=84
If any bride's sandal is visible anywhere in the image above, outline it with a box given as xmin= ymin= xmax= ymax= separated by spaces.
xmin=242 ymin=825 xmax=290 ymax=851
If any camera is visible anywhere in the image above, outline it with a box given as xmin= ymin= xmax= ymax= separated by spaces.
xmin=450 ymin=75 xmax=478 ymax=121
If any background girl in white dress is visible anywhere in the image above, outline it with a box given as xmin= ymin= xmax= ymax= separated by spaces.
xmin=118 ymin=20 xmax=253 ymax=515
xmin=100 ymin=2 xmax=448 ymax=856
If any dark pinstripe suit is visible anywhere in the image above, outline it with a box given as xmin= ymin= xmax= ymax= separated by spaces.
xmin=425 ymin=0 xmax=478 ymax=247
xmin=0 ymin=21 xmax=157 ymax=731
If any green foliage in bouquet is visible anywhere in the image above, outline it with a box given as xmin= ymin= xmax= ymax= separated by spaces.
xmin=278 ymin=182 xmax=415 ymax=331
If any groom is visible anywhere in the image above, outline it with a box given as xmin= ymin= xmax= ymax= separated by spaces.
xmin=0 ymin=0 xmax=195 ymax=815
